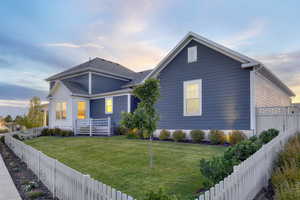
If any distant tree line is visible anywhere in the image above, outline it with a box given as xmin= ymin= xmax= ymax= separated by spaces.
xmin=3 ymin=96 xmax=44 ymax=129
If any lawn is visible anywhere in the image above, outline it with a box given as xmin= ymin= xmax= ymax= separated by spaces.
xmin=25 ymin=136 xmax=226 ymax=199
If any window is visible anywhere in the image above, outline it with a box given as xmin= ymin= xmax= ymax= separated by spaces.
xmin=56 ymin=102 xmax=67 ymax=120
xmin=188 ymin=46 xmax=197 ymax=63
xmin=184 ymin=79 xmax=202 ymax=116
xmin=77 ymin=101 xmax=86 ymax=119
xmin=105 ymin=97 xmax=113 ymax=114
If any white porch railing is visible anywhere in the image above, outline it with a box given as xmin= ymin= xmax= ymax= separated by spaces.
xmin=75 ymin=118 xmax=111 ymax=136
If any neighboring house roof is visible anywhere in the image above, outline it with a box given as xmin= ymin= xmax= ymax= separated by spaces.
xmin=46 ymin=57 xmax=137 ymax=81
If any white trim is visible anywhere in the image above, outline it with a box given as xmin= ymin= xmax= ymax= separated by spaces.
xmin=91 ymin=71 xmax=130 ymax=82
xmin=127 ymin=94 xmax=131 ymax=113
xmin=58 ymin=71 xmax=89 ymax=81
xmin=88 ymin=72 xmax=92 ymax=95
xmin=183 ymin=79 xmax=202 ymax=116
xmin=250 ymin=70 xmax=256 ymax=131
xmin=89 ymin=89 xmax=132 ymax=99
xmin=105 ymin=97 xmax=113 ymax=114
xmin=91 ymin=93 xmax=131 ymax=100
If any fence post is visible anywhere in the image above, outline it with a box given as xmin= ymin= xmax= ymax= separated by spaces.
xmin=38 ymin=151 xmax=41 ymax=181
xmin=82 ymin=174 xmax=90 ymax=200
xmin=52 ymin=159 xmax=57 ymax=199
xmin=108 ymin=117 xmax=111 ymax=136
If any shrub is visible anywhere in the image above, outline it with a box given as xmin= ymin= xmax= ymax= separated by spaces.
xmin=259 ymin=128 xmax=279 ymax=144
xmin=209 ymin=130 xmax=226 ymax=144
xmin=228 ymin=130 xmax=246 ymax=145
xmin=114 ymin=126 xmax=128 ymax=135
xmin=0 ymin=136 xmax=4 ymax=143
xmin=190 ymin=130 xmax=205 ymax=143
xmin=172 ymin=130 xmax=186 ymax=142
xmin=271 ymin=133 xmax=300 ymax=199
xmin=126 ymin=128 xmax=140 ymax=139
xmin=143 ymin=188 xmax=178 ymax=200
xmin=224 ymin=140 xmax=262 ymax=162
xmin=53 ymin=128 xmax=62 ymax=136
xmin=159 ymin=129 xmax=170 ymax=140
xmin=200 ymin=157 xmax=234 ymax=188
xmin=41 ymin=128 xmax=50 ymax=136
xmin=142 ymin=130 xmax=151 ymax=139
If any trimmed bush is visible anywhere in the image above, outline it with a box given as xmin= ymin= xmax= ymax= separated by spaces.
xmin=172 ymin=130 xmax=186 ymax=142
xmin=224 ymin=140 xmax=262 ymax=162
xmin=209 ymin=130 xmax=226 ymax=144
xmin=259 ymin=128 xmax=279 ymax=144
xmin=190 ymin=130 xmax=205 ymax=143
xmin=53 ymin=128 xmax=62 ymax=136
xmin=59 ymin=130 xmax=74 ymax=137
xmin=126 ymin=128 xmax=140 ymax=139
xmin=159 ymin=129 xmax=170 ymax=140
xmin=114 ymin=126 xmax=128 ymax=135
xmin=200 ymin=156 xmax=234 ymax=188
xmin=228 ymin=130 xmax=246 ymax=145
xmin=41 ymin=128 xmax=50 ymax=136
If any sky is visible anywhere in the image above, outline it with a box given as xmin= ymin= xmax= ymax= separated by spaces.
xmin=1 ymin=0 xmax=300 ymax=117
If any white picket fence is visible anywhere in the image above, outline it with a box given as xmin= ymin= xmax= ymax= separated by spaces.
xmin=197 ymin=107 xmax=300 ymax=200
xmin=4 ymin=134 xmax=134 ymax=200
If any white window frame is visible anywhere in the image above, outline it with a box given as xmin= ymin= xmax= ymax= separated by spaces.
xmin=105 ymin=97 xmax=113 ymax=114
xmin=183 ymin=79 xmax=202 ymax=116
xmin=55 ymin=101 xmax=67 ymax=120
xmin=187 ymin=46 xmax=197 ymax=63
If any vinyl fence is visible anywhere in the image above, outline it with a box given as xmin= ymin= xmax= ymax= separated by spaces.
xmin=4 ymin=134 xmax=134 ymax=200
xmin=197 ymin=107 xmax=300 ymax=200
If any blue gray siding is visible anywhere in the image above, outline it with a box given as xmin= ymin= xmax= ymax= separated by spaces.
xmin=90 ymin=95 xmax=128 ymax=127
xmin=64 ymin=74 xmax=89 ymax=91
xmin=156 ymin=40 xmax=251 ymax=130
xmin=92 ymin=74 xmax=129 ymax=94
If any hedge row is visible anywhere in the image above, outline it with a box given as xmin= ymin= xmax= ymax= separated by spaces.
xmin=200 ymin=128 xmax=279 ymax=188
xmin=41 ymin=128 xmax=74 ymax=137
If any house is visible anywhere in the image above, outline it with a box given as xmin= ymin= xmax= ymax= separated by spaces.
xmin=46 ymin=32 xmax=295 ymax=136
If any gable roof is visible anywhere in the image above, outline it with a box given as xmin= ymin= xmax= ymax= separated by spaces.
xmin=122 ymin=69 xmax=152 ymax=88
xmin=143 ymin=32 xmax=295 ymax=97
xmin=46 ymin=57 xmax=137 ymax=81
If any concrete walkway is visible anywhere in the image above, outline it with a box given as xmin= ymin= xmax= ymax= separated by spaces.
xmin=0 ymin=153 xmax=21 ymax=200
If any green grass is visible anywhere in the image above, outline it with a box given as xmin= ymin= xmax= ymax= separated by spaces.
xmin=25 ymin=136 xmax=226 ymax=199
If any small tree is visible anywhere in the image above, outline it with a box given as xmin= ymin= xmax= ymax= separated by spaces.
xmin=4 ymin=115 xmax=13 ymax=123
xmin=121 ymin=78 xmax=160 ymax=167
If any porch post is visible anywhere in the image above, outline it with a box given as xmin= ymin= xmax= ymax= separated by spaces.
xmin=108 ymin=117 xmax=111 ymax=136
xmin=89 ymin=119 xmax=92 ymax=136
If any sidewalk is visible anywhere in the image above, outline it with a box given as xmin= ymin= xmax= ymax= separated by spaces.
xmin=0 ymin=153 xmax=21 ymax=200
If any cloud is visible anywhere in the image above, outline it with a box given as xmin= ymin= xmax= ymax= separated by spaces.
xmin=0 ymin=82 xmax=47 ymax=100
xmin=0 ymin=33 xmax=73 ymax=68
xmin=44 ymin=42 xmax=103 ymax=49
xmin=220 ymin=20 xmax=267 ymax=49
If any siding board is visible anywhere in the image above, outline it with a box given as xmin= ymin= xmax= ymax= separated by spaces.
xmin=156 ymin=40 xmax=251 ymax=130
xmin=90 ymin=95 xmax=128 ymax=127
xmin=92 ymin=74 xmax=129 ymax=94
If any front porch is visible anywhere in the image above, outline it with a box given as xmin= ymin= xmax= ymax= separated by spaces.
xmin=75 ymin=117 xmax=111 ymax=136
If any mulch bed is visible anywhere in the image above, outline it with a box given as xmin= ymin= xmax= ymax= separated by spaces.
xmin=0 ymin=141 xmax=55 ymax=200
